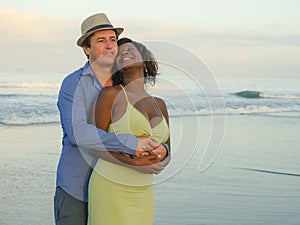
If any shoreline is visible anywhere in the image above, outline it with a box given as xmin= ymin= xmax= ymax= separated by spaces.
xmin=0 ymin=114 xmax=299 ymax=225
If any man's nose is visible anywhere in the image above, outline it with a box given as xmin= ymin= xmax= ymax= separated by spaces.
xmin=106 ymin=40 xmax=114 ymax=49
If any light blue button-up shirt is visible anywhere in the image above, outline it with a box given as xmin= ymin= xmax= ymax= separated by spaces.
xmin=56 ymin=62 xmax=138 ymax=202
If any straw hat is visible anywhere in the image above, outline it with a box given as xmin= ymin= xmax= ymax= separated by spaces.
xmin=77 ymin=13 xmax=124 ymax=47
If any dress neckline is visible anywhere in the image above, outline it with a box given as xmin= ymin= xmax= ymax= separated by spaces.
xmin=110 ymin=85 xmax=165 ymax=129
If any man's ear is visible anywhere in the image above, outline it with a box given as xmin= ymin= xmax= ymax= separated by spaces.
xmin=82 ymin=46 xmax=90 ymax=56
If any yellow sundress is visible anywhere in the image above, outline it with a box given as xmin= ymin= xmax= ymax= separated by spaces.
xmin=88 ymin=85 xmax=169 ymax=225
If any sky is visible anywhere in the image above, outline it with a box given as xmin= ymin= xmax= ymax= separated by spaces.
xmin=1 ymin=0 xmax=300 ymax=78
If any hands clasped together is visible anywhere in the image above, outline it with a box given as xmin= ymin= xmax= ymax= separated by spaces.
xmin=132 ymin=136 xmax=168 ymax=174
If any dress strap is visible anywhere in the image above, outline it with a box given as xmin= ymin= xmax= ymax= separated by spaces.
xmin=151 ymin=97 xmax=163 ymax=118
xmin=119 ymin=84 xmax=130 ymax=103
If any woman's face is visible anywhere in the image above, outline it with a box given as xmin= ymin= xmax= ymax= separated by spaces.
xmin=116 ymin=42 xmax=144 ymax=71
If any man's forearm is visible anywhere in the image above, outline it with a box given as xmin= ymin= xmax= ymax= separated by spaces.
xmin=90 ymin=151 xmax=133 ymax=167
xmin=91 ymin=150 xmax=163 ymax=174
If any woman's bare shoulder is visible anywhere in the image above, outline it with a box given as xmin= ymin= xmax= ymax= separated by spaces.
xmin=153 ymin=97 xmax=167 ymax=108
xmin=99 ymin=85 xmax=122 ymax=97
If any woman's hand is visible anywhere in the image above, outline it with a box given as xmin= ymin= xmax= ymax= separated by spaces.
xmin=135 ymin=137 xmax=159 ymax=157
xmin=151 ymin=144 xmax=167 ymax=161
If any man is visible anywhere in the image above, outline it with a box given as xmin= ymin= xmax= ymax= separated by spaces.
xmin=54 ymin=13 xmax=170 ymax=225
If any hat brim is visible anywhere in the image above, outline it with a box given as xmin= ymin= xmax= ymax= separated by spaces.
xmin=77 ymin=27 xmax=124 ymax=47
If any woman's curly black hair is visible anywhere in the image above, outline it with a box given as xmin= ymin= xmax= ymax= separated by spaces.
xmin=112 ymin=38 xmax=158 ymax=86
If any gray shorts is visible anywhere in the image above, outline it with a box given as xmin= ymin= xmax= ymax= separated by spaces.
xmin=54 ymin=187 xmax=88 ymax=225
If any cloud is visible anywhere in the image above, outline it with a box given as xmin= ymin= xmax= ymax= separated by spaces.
xmin=203 ymin=30 xmax=300 ymax=47
xmin=0 ymin=7 xmax=79 ymax=44
xmin=0 ymin=7 xmax=299 ymax=77
xmin=2 ymin=7 xmax=299 ymax=50
xmin=0 ymin=7 xmax=84 ymax=72
xmin=121 ymin=18 xmax=300 ymax=48
xmin=2 ymin=6 xmax=300 ymax=45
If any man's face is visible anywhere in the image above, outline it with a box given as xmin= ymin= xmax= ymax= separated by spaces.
xmin=84 ymin=29 xmax=118 ymax=67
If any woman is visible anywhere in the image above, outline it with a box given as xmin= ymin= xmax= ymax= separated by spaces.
xmin=88 ymin=38 xmax=171 ymax=225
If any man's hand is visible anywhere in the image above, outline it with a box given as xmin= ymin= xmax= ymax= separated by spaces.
xmin=130 ymin=151 xmax=165 ymax=174
xmin=136 ymin=136 xmax=159 ymax=157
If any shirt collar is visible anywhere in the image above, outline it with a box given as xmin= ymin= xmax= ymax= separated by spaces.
xmin=81 ymin=61 xmax=95 ymax=77
xmin=81 ymin=61 xmax=103 ymax=90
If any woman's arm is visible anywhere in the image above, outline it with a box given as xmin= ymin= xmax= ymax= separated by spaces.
xmin=94 ymin=87 xmax=115 ymax=131
xmin=153 ymin=97 xmax=171 ymax=164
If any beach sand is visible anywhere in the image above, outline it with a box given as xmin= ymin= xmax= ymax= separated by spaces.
xmin=0 ymin=124 xmax=61 ymax=225
xmin=154 ymin=113 xmax=300 ymax=225
xmin=0 ymin=114 xmax=299 ymax=225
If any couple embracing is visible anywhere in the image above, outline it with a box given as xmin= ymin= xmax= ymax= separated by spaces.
xmin=54 ymin=13 xmax=171 ymax=225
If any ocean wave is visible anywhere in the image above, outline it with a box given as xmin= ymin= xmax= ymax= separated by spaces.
xmin=1 ymin=87 xmax=299 ymax=126
xmin=164 ymin=107 xmax=300 ymax=119
xmin=234 ymin=90 xmax=263 ymax=98
xmin=262 ymin=94 xmax=300 ymax=99
xmin=234 ymin=90 xmax=300 ymax=99
xmin=223 ymin=105 xmax=300 ymax=115
xmin=1 ymin=107 xmax=299 ymax=126
xmin=239 ymin=168 xmax=300 ymax=177
xmin=0 ymin=93 xmax=57 ymax=98
xmin=0 ymin=82 xmax=60 ymax=89
xmin=0 ymin=121 xmax=59 ymax=126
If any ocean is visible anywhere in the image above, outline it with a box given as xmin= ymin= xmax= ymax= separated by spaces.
xmin=1 ymin=71 xmax=300 ymax=126
xmin=0 ymin=71 xmax=300 ymax=224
